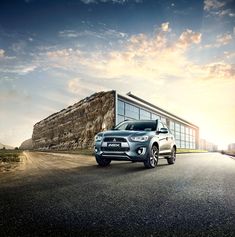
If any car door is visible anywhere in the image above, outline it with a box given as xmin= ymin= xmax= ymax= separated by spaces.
xmin=164 ymin=124 xmax=173 ymax=151
xmin=157 ymin=121 xmax=168 ymax=152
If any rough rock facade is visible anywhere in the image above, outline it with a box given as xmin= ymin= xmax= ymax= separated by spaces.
xmin=20 ymin=138 xmax=33 ymax=150
xmin=32 ymin=91 xmax=115 ymax=150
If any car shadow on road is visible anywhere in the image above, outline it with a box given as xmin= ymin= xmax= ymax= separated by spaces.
xmin=0 ymin=159 xmax=171 ymax=196
xmin=69 ymin=160 xmax=170 ymax=175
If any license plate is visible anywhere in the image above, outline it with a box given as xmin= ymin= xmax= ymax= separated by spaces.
xmin=107 ymin=143 xmax=121 ymax=148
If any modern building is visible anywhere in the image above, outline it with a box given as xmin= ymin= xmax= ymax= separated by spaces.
xmin=116 ymin=92 xmax=199 ymax=149
xmin=228 ymin=143 xmax=235 ymax=151
xmin=32 ymin=90 xmax=199 ymax=150
xmin=199 ymin=139 xmax=218 ymax=152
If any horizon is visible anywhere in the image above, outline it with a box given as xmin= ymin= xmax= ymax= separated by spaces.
xmin=0 ymin=0 xmax=235 ymax=149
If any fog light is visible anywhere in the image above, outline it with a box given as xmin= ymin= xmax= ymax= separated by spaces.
xmin=95 ymin=148 xmax=98 ymax=153
xmin=137 ymin=147 xmax=146 ymax=155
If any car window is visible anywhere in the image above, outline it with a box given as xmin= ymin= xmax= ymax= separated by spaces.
xmin=115 ymin=121 xmax=157 ymax=131
xmin=157 ymin=121 xmax=164 ymax=131
xmin=163 ymin=124 xmax=170 ymax=133
xmin=115 ymin=122 xmax=129 ymax=130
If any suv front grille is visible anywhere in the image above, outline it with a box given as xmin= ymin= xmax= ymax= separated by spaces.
xmin=103 ymin=137 xmax=127 ymax=142
xmin=101 ymin=147 xmax=130 ymax=152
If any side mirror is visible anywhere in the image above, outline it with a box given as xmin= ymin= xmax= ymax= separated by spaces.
xmin=157 ymin=128 xmax=168 ymax=134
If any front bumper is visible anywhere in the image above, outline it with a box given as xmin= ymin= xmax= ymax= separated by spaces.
xmin=94 ymin=141 xmax=150 ymax=162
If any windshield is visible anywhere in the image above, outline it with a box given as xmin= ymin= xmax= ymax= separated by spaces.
xmin=114 ymin=121 xmax=157 ymax=131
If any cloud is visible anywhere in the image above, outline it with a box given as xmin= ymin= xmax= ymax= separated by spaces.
xmin=216 ymin=33 xmax=232 ymax=45
xmin=45 ymin=23 xmax=235 ymax=84
xmin=0 ymin=64 xmax=37 ymax=75
xmin=161 ymin=22 xmax=171 ymax=32
xmin=204 ymin=33 xmax=232 ymax=48
xmin=224 ymin=51 xmax=235 ymax=59
xmin=177 ymin=29 xmax=202 ymax=48
xmin=204 ymin=0 xmax=235 ymax=17
xmin=11 ymin=41 xmax=27 ymax=54
xmin=58 ymin=29 xmax=128 ymax=40
xmin=46 ymin=25 xmax=203 ymax=81
xmin=0 ymin=88 xmax=31 ymax=102
xmin=18 ymin=65 xmax=37 ymax=74
xmin=67 ymin=78 xmax=108 ymax=96
xmin=80 ymin=0 xmax=142 ymax=4
xmin=80 ymin=0 xmax=96 ymax=3
xmin=204 ymin=0 xmax=226 ymax=11
xmin=59 ymin=30 xmax=80 ymax=38
xmin=68 ymin=78 xmax=83 ymax=94
xmin=204 ymin=63 xmax=235 ymax=79
xmin=0 ymin=49 xmax=5 ymax=57
xmin=47 ymin=48 xmax=75 ymax=58
xmin=215 ymin=8 xmax=235 ymax=17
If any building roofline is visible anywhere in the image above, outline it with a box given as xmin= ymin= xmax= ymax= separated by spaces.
xmin=117 ymin=92 xmax=198 ymax=129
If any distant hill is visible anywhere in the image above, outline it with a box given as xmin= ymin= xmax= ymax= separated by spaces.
xmin=0 ymin=142 xmax=14 ymax=150
xmin=19 ymin=138 xmax=33 ymax=150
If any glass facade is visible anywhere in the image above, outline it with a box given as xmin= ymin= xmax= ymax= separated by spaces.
xmin=169 ymin=121 xmax=196 ymax=149
xmin=140 ymin=109 xmax=151 ymax=120
xmin=117 ymin=98 xmax=196 ymax=149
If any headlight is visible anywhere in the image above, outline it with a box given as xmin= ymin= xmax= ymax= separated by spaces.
xmin=130 ymin=136 xmax=149 ymax=142
xmin=95 ymin=135 xmax=103 ymax=142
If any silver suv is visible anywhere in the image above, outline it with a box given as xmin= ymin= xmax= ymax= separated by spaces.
xmin=94 ymin=120 xmax=176 ymax=169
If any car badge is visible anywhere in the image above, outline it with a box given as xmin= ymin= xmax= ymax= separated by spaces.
xmin=113 ymin=138 xmax=116 ymax=142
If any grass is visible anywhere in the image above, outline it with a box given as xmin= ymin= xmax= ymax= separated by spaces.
xmin=177 ymin=149 xmax=208 ymax=153
xmin=0 ymin=150 xmax=22 ymax=162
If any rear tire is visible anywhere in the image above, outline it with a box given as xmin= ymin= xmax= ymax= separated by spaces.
xmin=96 ymin=156 xmax=111 ymax=167
xmin=167 ymin=147 xmax=176 ymax=165
xmin=144 ymin=145 xmax=159 ymax=169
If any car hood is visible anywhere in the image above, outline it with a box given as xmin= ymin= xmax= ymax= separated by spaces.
xmin=99 ymin=130 xmax=151 ymax=137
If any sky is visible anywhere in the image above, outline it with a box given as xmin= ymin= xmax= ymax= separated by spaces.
xmin=0 ymin=0 xmax=235 ymax=149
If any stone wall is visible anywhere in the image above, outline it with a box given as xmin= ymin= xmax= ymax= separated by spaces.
xmin=20 ymin=138 xmax=33 ymax=150
xmin=32 ymin=91 xmax=115 ymax=150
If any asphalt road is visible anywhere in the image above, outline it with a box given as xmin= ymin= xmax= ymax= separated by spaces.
xmin=0 ymin=152 xmax=235 ymax=237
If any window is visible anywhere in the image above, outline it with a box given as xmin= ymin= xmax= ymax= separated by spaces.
xmin=175 ymin=132 xmax=180 ymax=140
xmin=118 ymin=100 xmax=124 ymax=115
xmin=176 ymin=140 xmax=180 ymax=148
xmin=189 ymin=128 xmax=192 ymax=136
xmin=175 ymin=123 xmax=180 ymax=132
xmin=115 ymin=120 xmax=157 ymax=131
xmin=115 ymin=121 xmax=129 ymax=130
xmin=186 ymin=134 xmax=190 ymax=142
xmin=161 ymin=117 xmax=167 ymax=125
xmin=157 ymin=121 xmax=164 ymax=131
xmin=186 ymin=142 xmax=190 ymax=149
xmin=117 ymin=115 xmax=124 ymax=124
xmin=140 ymin=109 xmax=151 ymax=120
xmin=170 ymin=121 xmax=175 ymax=131
xmin=181 ymin=125 xmax=185 ymax=134
xmin=180 ymin=133 xmax=185 ymax=141
xmin=181 ymin=140 xmax=185 ymax=148
xmin=185 ymin=127 xmax=189 ymax=135
xmin=152 ymin=113 xmax=160 ymax=120
xmin=125 ymin=103 xmax=139 ymax=119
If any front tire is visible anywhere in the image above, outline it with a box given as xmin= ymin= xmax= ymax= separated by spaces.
xmin=144 ymin=145 xmax=159 ymax=169
xmin=96 ymin=156 xmax=111 ymax=167
xmin=167 ymin=147 xmax=176 ymax=165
